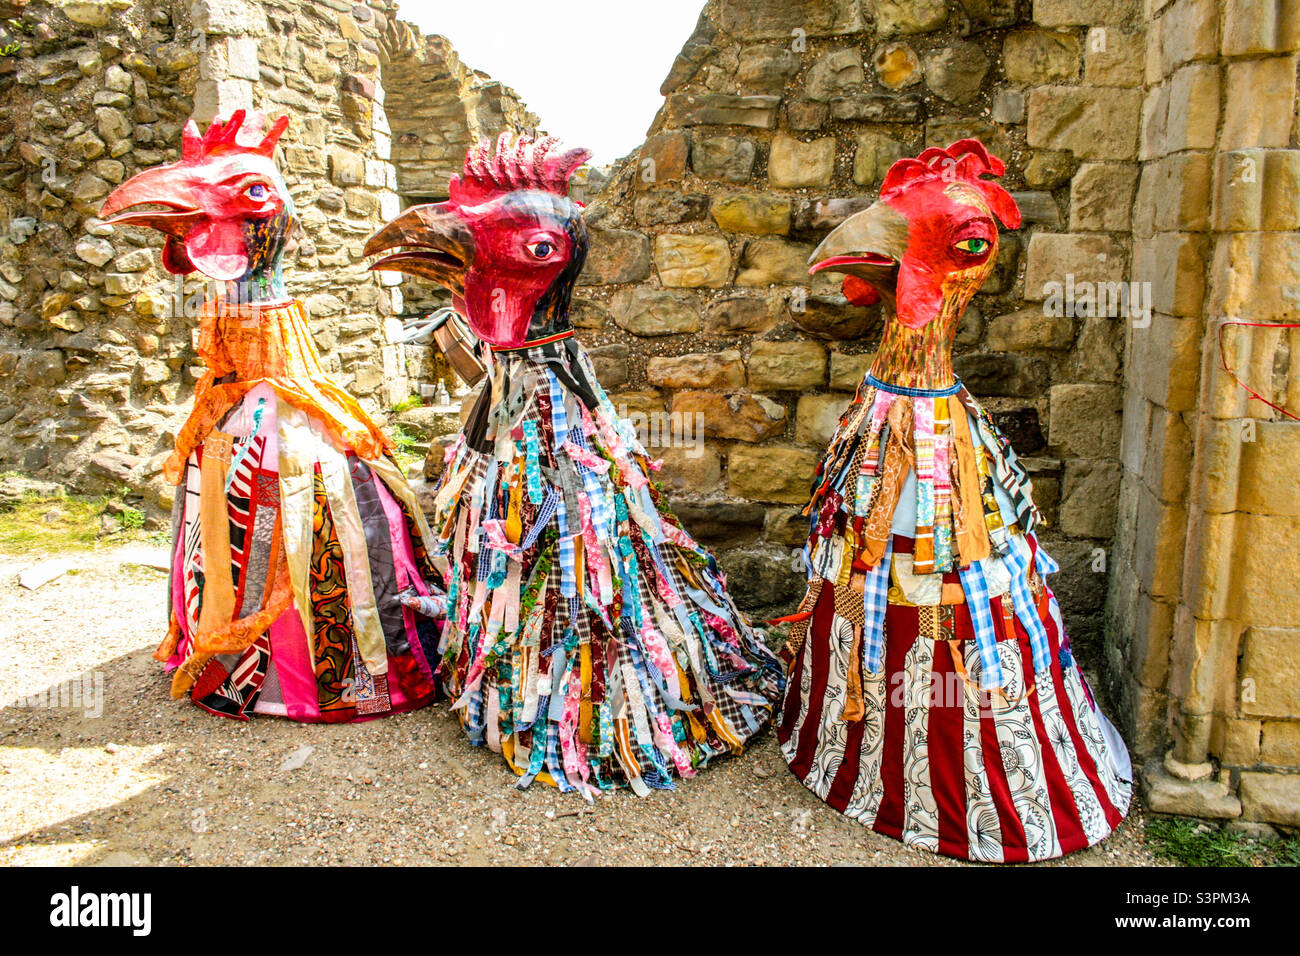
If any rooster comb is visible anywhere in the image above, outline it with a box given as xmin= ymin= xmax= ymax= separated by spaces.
xmin=179 ymin=110 xmax=290 ymax=163
xmin=880 ymin=138 xmax=1021 ymax=229
xmin=449 ymin=132 xmax=592 ymax=206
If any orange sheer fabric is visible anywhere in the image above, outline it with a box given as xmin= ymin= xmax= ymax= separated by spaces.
xmin=163 ymin=298 xmax=392 ymax=484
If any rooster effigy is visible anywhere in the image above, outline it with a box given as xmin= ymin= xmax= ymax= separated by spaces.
xmin=99 ymin=111 xmax=445 ymax=722
xmin=778 ymin=140 xmax=1132 ymax=861
xmin=365 ymin=133 xmax=784 ymax=796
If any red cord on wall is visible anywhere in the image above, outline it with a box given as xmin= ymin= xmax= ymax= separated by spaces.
xmin=1217 ymin=320 xmax=1300 ymax=423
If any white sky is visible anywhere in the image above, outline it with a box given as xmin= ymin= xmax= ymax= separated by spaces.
xmin=397 ymin=0 xmax=705 ymax=165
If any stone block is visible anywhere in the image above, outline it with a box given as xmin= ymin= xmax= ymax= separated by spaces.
xmin=728 ymin=444 xmax=820 ymax=504
xmin=1027 ymin=86 xmax=1141 ymax=160
xmin=985 ymin=307 xmax=1074 ymax=351
xmin=736 ymin=239 xmax=815 ymax=286
xmin=796 ymin=393 xmax=848 ymax=446
xmin=748 ymin=340 xmax=827 ymax=390
xmin=1240 ymin=771 xmax=1300 ymax=825
xmin=1070 ymin=163 xmax=1139 ymax=231
xmin=768 ymin=134 xmax=836 ymax=188
xmin=1261 ymin=722 xmax=1300 ymax=767
xmin=580 ymin=228 xmax=652 ymax=285
xmin=1002 ymin=28 xmax=1081 ymax=85
xmin=691 ymin=135 xmax=757 ymax=183
xmin=852 ymin=132 xmax=908 ymax=186
xmin=646 ymin=350 xmax=746 ymax=389
xmin=663 ymin=93 xmax=781 ymax=129
xmin=805 ymin=49 xmax=864 ymax=102
xmin=612 ymin=288 xmax=702 ymax=336
xmin=654 ymin=234 xmax=732 ymax=288
xmin=1059 ymin=459 xmax=1122 ymax=538
xmin=634 ymin=131 xmax=689 ymax=190
xmin=873 ymin=0 xmax=948 ymax=36
xmin=671 ymin=390 xmax=786 ymax=443
xmin=1220 ymin=56 xmax=1298 ymax=149
xmin=710 ymin=192 xmax=792 ymax=234
xmin=1023 ymin=234 xmax=1128 ymax=302
xmin=1049 ymin=383 xmax=1123 ymax=457
xmin=923 ymin=41 xmax=990 ymax=104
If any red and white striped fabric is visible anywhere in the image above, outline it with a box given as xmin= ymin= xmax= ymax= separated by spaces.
xmin=779 ymin=557 xmax=1131 ymax=863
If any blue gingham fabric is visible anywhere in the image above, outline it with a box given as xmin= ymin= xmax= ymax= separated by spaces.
xmin=1004 ymin=535 xmax=1051 ymax=676
xmin=860 ymin=538 xmax=894 ymax=675
xmin=958 ymin=560 xmax=1004 ymax=689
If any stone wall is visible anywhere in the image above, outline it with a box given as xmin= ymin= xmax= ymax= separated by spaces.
xmin=0 ymin=0 xmax=202 ymax=508
xmin=0 ymin=0 xmax=529 ymax=506
xmin=568 ymin=0 xmax=1134 ymax=631
xmin=1109 ymin=0 xmax=1300 ymax=833
xmin=380 ymin=22 xmax=537 ymax=322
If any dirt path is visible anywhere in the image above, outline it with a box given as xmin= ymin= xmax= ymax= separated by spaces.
xmin=0 ymin=544 xmax=1164 ymax=867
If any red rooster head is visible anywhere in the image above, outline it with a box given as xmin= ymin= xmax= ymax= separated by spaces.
xmin=99 ymin=110 xmax=293 ymax=284
xmin=809 ymin=139 xmax=1020 ymax=330
xmin=365 ymin=132 xmax=592 ymax=349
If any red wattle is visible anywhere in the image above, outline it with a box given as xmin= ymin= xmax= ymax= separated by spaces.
xmin=842 ymin=275 xmax=880 ymax=306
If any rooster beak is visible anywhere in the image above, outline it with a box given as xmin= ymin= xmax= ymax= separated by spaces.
xmin=99 ymin=164 xmax=204 ymax=237
xmin=808 ymin=200 xmax=909 ymax=306
xmin=365 ymin=202 xmax=474 ymax=295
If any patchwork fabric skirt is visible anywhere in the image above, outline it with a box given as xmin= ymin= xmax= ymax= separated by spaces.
xmin=156 ymin=383 xmax=443 ymax=722
xmin=779 ymin=534 xmax=1133 ymax=862
xmin=427 ymin=340 xmax=784 ymax=795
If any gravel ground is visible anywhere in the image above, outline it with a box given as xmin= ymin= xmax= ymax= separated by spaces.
xmin=0 ymin=544 xmax=1165 ymax=867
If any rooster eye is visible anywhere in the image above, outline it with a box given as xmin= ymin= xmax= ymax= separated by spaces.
xmin=955 ymin=237 xmax=989 ymax=255
xmin=527 ymin=241 xmax=555 ymax=259
xmin=247 ymin=183 xmax=268 ymax=200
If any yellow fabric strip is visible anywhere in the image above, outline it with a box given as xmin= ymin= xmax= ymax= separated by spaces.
xmin=276 ymin=399 xmax=319 ymax=661
xmin=317 ymin=440 xmax=387 ymax=676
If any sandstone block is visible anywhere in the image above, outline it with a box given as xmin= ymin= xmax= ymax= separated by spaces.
xmin=671 ymin=390 xmax=786 ymax=443
xmin=691 ymin=135 xmax=757 ymax=183
xmin=1240 ymin=771 xmax=1300 ymax=825
xmin=830 ymin=351 xmax=874 ymax=390
xmin=796 ymin=393 xmax=848 ymax=446
xmin=748 ymin=340 xmax=827 ymax=390
xmin=581 ymin=228 xmax=652 ymax=285
xmin=806 ymin=49 xmax=864 ymax=102
xmin=612 ymin=288 xmax=701 ymax=336
xmin=1070 ymin=163 xmax=1139 ymax=231
xmin=1059 ymin=459 xmax=1122 ymax=537
xmin=985 ymin=307 xmax=1074 ymax=351
xmin=924 ymin=40 xmax=990 ymax=103
xmin=1002 ymin=29 xmax=1081 ymax=84
xmin=710 ymin=192 xmax=792 ymax=235
xmin=1027 ymin=86 xmax=1141 ymax=160
xmin=654 ymin=234 xmax=732 ymax=288
xmin=1049 ymin=383 xmax=1123 ymax=457
xmin=728 ymin=444 xmax=820 ymax=504
xmin=634 ymin=131 xmax=689 ymax=189
xmin=1023 ymin=233 xmax=1127 ymax=302
xmin=647 ymin=350 xmax=746 ymax=389
xmin=874 ymin=0 xmax=948 ymax=36
xmin=768 ymin=134 xmax=836 ymax=188
xmin=664 ymin=93 xmax=781 ymax=129
xmin=853 ymin=132 xmax=908 ymax=186
xmin=873 ymin=42 xmax=922 ymax=89
xmin=705 ymin=296 xmax=776 ymax=334
xmin=736 ymin=239 xmax=815 ymax=286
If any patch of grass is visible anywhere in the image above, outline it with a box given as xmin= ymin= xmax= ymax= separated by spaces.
xmin=1146 ymin=816 xmax=1300 ymax=867
xmin=390 ymin=394 xmax=423 ymax=414
xmin=118 ymin=507 xmax=146 ymax=531
xmin=390 ymin=422 xmax=419 ymax=453
xmin=0 ymin=494 xmax=106 ymax=554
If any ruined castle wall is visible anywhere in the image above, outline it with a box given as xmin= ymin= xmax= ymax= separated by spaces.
xmin=1108 ymin=0 xmax=1300 ymax=830
xmin=569 ymin=0 xmax=1138 ymax=634
xmin=0 ymin=0 xmax=446 ymax=507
